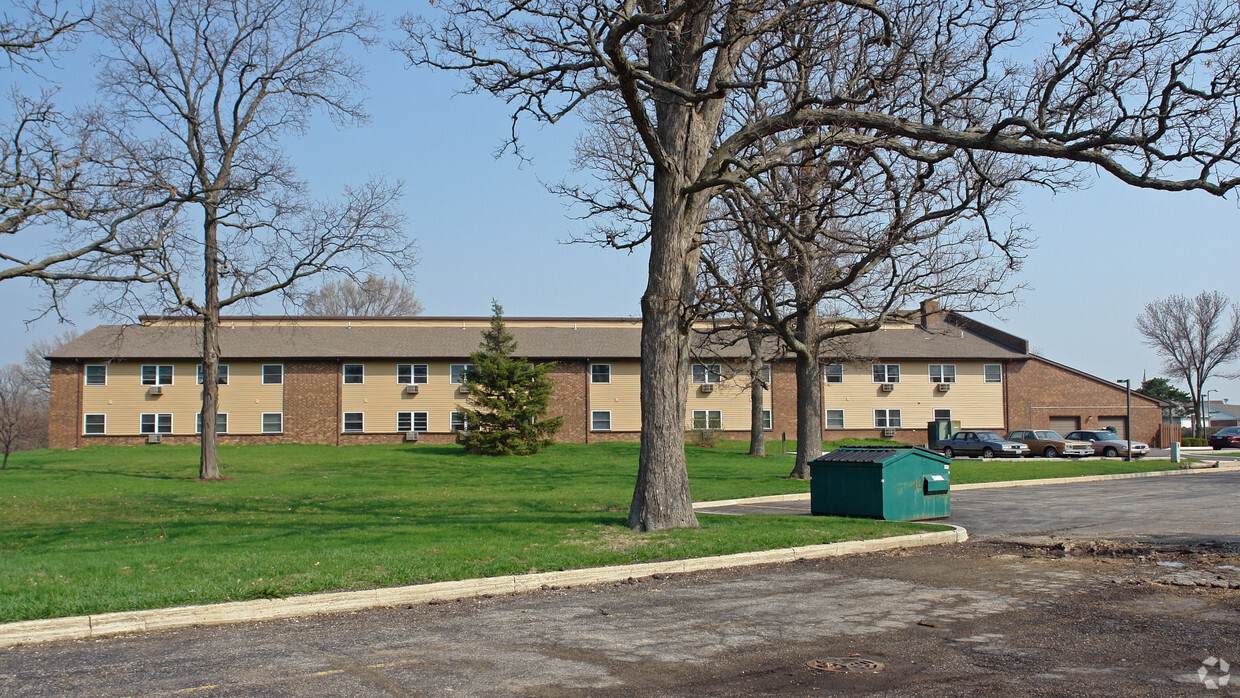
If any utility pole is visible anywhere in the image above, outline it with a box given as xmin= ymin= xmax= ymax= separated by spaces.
xmin=1117 ymin=378 xmax=1132 ymax=462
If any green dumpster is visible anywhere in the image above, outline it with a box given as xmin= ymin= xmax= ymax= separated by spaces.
xmin=809 ymin=446 xmax=951 ymax=521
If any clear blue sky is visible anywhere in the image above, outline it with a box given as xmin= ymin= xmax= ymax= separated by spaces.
xmin=2 ymin=1 xmax=1237 ymax=405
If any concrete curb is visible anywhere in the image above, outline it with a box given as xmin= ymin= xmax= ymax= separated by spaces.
xmin=0 ymin=526 xmax=968 ymax=649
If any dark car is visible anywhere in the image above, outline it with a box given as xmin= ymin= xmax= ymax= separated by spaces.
xmin=939 ymin=431 xmax=1030 ymax=459
xmin=1208 ymin=426 xmax=1240 ymax=450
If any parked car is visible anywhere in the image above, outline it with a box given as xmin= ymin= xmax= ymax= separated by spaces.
xmin=939 ymin=431 xmax=1030 ymax=459
xmin=1007 ymin=430 xmax=1095 ymax=458
xmin=1063 ymin=430 xmax=1149 ymax=458
xmin=1208 ymin=426 xmax=1240 ymax=450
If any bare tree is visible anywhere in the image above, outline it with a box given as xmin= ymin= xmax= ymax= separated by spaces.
xmin=1136 ymin=291 xmax=1240 ymax=438
xmin=300 ymin=275 xmax=424 ymax=316
xmin=85 ymin=0 xmax=417 ymax=480
xmin=401 ymin=0 xmax=1240 ymax=530
xmin=19 ymin=329 xmax=79 ymax=399
xmin=0 ymin=364 xmax=37 ymax=468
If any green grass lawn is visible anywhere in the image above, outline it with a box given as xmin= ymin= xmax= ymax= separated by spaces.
xmin=948 ymin=458 xmax=1185 ymax=484
xmin=0 ymin=439 xmax=927 ymax=623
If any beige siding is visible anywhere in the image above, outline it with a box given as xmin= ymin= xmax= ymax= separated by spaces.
xmin=684 ymin=361 xmax=770 ymax=431
xmin=80 ymin=361 xmax=283 ymax=435
xmin=588 ymin=361 xmax=642 ymax=431
xmin=823 ymin=361 xmax=1004 ymax=430
xmin=339 ymin=361 xmax=470 ymax=433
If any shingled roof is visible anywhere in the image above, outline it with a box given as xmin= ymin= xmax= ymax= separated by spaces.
xmin=48 ymin=316 xmax=1029 ymax=362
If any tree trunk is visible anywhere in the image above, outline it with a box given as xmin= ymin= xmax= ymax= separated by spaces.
xmin=747 ymin=332 xmax=766 ymax=457
xmin=788 ymin=307 xmax=821 ymax=479
xmin=199 ymin=207 xmax=222 ymax=481
xmin=2 ymin=447 xmax=8 ymax=469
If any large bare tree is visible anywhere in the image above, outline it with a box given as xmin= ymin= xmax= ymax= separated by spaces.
xmin=0 ymin=364 xmax=38 ymax=469
xmin=299 ymin=274 xmax=424 ymax=316
xmin=1136 ymin=291 xmax=1240 ymax=437
xmin=87 ymin=0 xmax=417 ymax=480
xmin=400 ymin=0 xmax=1240 ymax=530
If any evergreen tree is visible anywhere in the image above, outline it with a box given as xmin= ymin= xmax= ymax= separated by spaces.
xmin=457 ymin=301 xmax=563 ymax=455
xmin=1137 ymin=377 xmax=1192 ymax=418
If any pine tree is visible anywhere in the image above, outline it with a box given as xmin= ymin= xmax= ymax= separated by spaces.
xmin=456 ymin=301 xmax=564 ymax=455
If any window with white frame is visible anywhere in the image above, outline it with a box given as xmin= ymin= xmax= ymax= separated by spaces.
xmin=762 ymin=409 xmax=772 ymax=431
xmin=823 ymin=364 xmax=843 ymax=383
xmin=85 ymin=365 xmax=107 ymax=386
xmin=825 ymin=410 xmax=845 ymax=429
xmin=343 ymin=412 xmax=364 ymax=432
xmin=140 ymin=413 xmax=173 ymax=434
xmin=450 ymin=364 xmax=473 ymax=384
xmin=343 ymin=364 xmax=364 ymax=384
xmin=262 ymin=413 xmax=283 ymax=433
xmin=934 ymin=408 xmax=952 ymax=421
xmin=141 ymin=365 xmax=173 ymax=386
xmin=397 ymin=364 xmax=429 ymax=385
xmin=397 ymin=411 xmax=429 ymax=432
xmin=84 ymin=414 xmax=106 ymax=434
xmin=874 ymin=409 xmax=902 ymax=429
xmin=262 ymin=364 xmax=284 ymax=385
xmin=590 ymin=364 xmax=611 ymax=384
xmin=929 ymin=364 xmax=956 ymax=383
xmin=984 ymin=364 xmax=1003 ymax=383
xmin=196 ymin=413 xmax=228 ymax=434
xmin=760 ymin=364 xmax=772 ymax=385
xmin=450 ymin=411 xmax=470 ymax=431
xmin=691 ymin=363 xmax=722 ymax=384
xmin=197 ymin=364 xmax=230 ymax=385
xmin=692 ymin=409 xmax=722 ymax=430
xmin=872 ymin=364 xmax=900 ymax=383
xmin=591 ymin=410 xmax=611 ymax=431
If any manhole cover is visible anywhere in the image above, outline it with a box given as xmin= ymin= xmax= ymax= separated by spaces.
xmin=806 ymin=657 xmax=885 ymax=673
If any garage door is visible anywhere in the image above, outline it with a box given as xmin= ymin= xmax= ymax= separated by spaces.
xmin=1097 ymin=416 xmax=1128 ymax=439
xmin=1049 ymin=417 xmax=1080 ymax=434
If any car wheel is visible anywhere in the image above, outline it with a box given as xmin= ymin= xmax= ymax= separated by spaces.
xmin=981 ymin=447 xmax=995 ymax=459
xmin=1215 ymin=446 xmax=1223 ymax=451
xmin=1103 ymin=446 xmax=1118 ymax=457
xmin=943 ymin=447 xmax=954 ymax=458
xmin=1044 ymin=446 xmax=1059 ymax=458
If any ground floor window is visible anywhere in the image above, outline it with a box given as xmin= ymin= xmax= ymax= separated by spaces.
xmin=196 ymin=413 xmax=228 ymax=434
xmin=84 ymin=414 xmax=105 ymax=434
xmin=591 ymin=410 xmax=611 ymax=431
xmin=934 ymin=408 xmax=952 ymax=421
xmin=262 ymin=413 xmax=283 ymax=434
xmin=398 ymin=411 xmax=429 ymax=432
xmin=825 ymin=409 xmax=845 ymax=429
xmin=874 ymin=409 xmax=902 ymax=429
xmin=762 ymin=409 xmax=772 ymax=431
xmin=343 ymin=412 xmax=364 ymax=432
xmin=692 ymin=410 xmax=722 ymax=430
xmin=140 ymin=413 xmax=172 ymax=434
xmin=450 ymin=411 xmax=470 ymax=432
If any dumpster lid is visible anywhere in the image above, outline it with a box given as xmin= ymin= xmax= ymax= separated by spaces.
xmin=810 ymin=445 xmax=950 ymax=466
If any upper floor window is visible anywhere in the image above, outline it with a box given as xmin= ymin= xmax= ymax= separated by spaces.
xmin=197 ymin=364 xmax=229 ymax=385
xmin=343 ymin=364 xmax=364 ymax=384
xmin=984 ymin=364 xmax=1003 ymax=383
xmin=823 ymin=364 xmax=843 ymax=383
xmin=85 ymin=364 xmax=107 ymax=386
xmin=691 ymin=363 xmax=722 ymax=384
xmin=141 ymin=365 xmax=173 ymax=386
xmin=450 ymin=364 xmax=473 ymax=384
xmin=262 ymin=364 xmax=284 ymax=385
xmin=929 ymin=364 xmax=956 ymax=383
xmin=397 ymin=364 xmax=429 ymax=385
xmin=872 ymin=364 xmax=900 ymax=383
xmin=590 ymin=364 xmax=611 ymax=384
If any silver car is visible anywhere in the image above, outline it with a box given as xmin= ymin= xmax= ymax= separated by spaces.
xmin=1064 ymin=430 xmax=1149 ymax=458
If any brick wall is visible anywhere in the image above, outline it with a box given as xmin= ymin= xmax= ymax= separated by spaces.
xmin=769 ymin=360 xmax=799 ymax=440
xmin=284 ymin=360 xmax=339 ymax=445
xmin=547 ymin=360 xmax=587 ymax=443
xmin=48 ymin=361 xmax=80 ymax=449
xmin=1005 ymin=357 xmax=1165 ymax=445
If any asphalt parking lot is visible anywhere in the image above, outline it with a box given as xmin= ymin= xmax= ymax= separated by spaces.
xmin=2 ymin=471 xmax=1239 ymax=697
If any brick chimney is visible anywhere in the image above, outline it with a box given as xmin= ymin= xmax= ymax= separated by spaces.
xmin=920 ymin=299 xmax=942 ymax=328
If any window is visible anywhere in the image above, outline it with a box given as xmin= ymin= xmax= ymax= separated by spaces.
xmin=692 ymin=410 xmax=722 ymax=430
xmin=140 ymin=413 xmax=173 ymax=434
xmin=591 ymin=410 xmax=612 ymax=431
xmin=343 ymin=364 xmax=364 ymax=384
xmin=934 ymin=408 xmax=952 ymax=421
xmin=872 ymin=364 xmax=900 ymax=383
xmin=85 ymin=365 xmax=107 ymax=386
xmin=760 ymin=365 xmax=772 ymax=385
xmin=141 ymin=365 xmax=173 ymax=386
xmin=262 ymin=413 xmax=283 ymax=434
xmin=874 ymin=409 xmax=902 ymax=429
xmin=262 ymin=364 xmax=284 ymax=385
xmin=825 ymin=410 xmax=845 ymax=429
xmin=762 ymin=409 xmax=772 ymax=431
xmin=450 ymin=364 xmax=473 ymax=384
xmin=397 ymin=364 xmax=429 ymax=385
xmin=398 ymin=411 xmax=429 ymax=432
xmin=691 ymin=363 xmax=722 ymax=384
xmin=196 ymin=413 xmax=228 ymax=434
xmin=984 ymin=364 xmax=1003 ymax=383
xmin=343 ymin=412 xmax=364 ymax=432
xmin=84 ymin=414 xmax=106 ymax=435
xmin=823 ymin=364 xmax=843 ymax=383
xmin=929 ymin=364 xmax=956 ymax=383
xmin=196 ymin=364 xmax=229 ymax=385
xmin=450 ymin=411 xmax=470 ymax=432
xmin=590 ymin=364 xmax=611 ymax=384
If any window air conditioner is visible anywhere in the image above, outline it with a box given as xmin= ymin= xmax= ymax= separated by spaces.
xmin=404 ymin=384 xmax=419 ymax=395
xmin=937 ymin=383 xmax=950 ymax=392
xmin=880 ymin=383 xmax=894 ymax=392
xmin=882 ymin=428 xmax=896 ymax=437
xmin=148 ymin=385 xmax=163 ymax=396
xmin=700 ymin=383 xmax=715 ymax=393
xmin=404 ymin=431 xmax=419 ymax=442
xmin=147 ymin=434 xmax=163 ymax=444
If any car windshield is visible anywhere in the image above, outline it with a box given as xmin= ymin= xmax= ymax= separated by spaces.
xmin=976 ymin=431 xmax=1004 ymax=441
xmin=1034 ymin=431 xmax=1062 ymax=439
xmin=1091 ymin=431 xmax=1116 ymax=439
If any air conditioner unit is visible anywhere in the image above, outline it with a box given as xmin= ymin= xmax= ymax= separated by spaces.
xmin=147 ymin=434 xmax=163 ymax=444
xmin=148 ymin=385 xmax=163 ymax=396
xmin=882 ymin=428 xmax=896 ymax=437
xmin=880 ymin=383 xmax=894 ymax=392
xmin=700 ymin=383 xmax=715 ymax=393
xmin=457 ymin=384 xmax=470 ymax=393
xmin=403 ymin=431 xmax=419 ymax=442
xmin=404 ymin=384 xmax=419 ymax=395
xmin=937 ymin=383 xmax=951 ymax=392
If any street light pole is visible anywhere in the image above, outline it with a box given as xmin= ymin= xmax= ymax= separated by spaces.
xmin=1117 ymin=378 xmax=1132 ymax=462
xmin=1205 ymin=388 xmax=1216 ymax=437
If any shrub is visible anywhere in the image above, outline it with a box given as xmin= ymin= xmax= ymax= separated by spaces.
xmin=692 ymin=429 xmax=719 ymax=447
